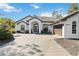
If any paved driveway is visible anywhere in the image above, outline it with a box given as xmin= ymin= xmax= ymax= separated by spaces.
xmin=0 ymin=34 xmax=71 ymax=56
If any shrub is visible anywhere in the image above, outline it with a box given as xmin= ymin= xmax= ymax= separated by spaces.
xmin=0 ymin=28 xmax=14 ymax=44
xmin=41 ymin=27 xmax=52 ymax=34
xmin=41 ymin=27 xmax=48 ymax=34
xmin=25 ymin=30 xmax=29 ymax=33
xmin=16 ymin=31 xmax=21 ymax=33
xmin=9 ymin=28 xmax=16 ymax=33
xmin=48 ymin=31 xmax=52 ymax=34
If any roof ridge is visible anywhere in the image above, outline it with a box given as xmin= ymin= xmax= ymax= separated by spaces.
xmin=16 ymin=15 xmax=32 ymax=23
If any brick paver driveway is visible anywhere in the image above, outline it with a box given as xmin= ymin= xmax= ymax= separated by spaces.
xmin=0 ymin=34 xmax=71 ymax=56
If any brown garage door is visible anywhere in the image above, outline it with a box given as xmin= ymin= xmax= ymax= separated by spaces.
xmin=53 ymin=24 xmax=62 ymax=36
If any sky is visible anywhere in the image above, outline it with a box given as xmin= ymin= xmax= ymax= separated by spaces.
xmin=0 ymin=3 xmax=71 ymax=21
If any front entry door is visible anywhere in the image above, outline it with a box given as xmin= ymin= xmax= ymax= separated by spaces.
xmin=33 ymin=25 xmax=39 ymax=34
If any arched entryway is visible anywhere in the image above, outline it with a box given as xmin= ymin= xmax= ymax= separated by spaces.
xmin=31 ymin=22 xmax=39 ymax=34
xmin=29 ymin=18 xmax=42 ymax=34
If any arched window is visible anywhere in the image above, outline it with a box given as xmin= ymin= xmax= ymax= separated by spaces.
xmin=21 ymin=25 xmax=25 ymax=31
xmin=72 ymin=21 xmax=76 ymax=34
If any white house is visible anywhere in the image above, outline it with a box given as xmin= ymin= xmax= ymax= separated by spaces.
xmin=54 ymin=10 xmax=79 ymax=39
xmin=15 ymin=10 xmax=79 ymax=39
xmin=15 ymin=15 xmax=57 ymax=34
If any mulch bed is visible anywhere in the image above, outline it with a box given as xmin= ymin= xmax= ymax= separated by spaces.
xmin=0 ymin=39 xmax=14 ymax=46
xmin=54 ymin=38 xmax=79 ymax=56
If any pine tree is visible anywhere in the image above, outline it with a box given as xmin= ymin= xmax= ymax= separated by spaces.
xmin=68 ymin=3 xmax=79 ymax=14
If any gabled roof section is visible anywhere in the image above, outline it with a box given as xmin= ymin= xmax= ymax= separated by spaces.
xmin=36 ymin=16 xmax=57 ymax=22
xmin=16 ymin=15 xmax=32 ymax=23
xmin=17 ymin=21 xmax=28 ymax=25
xmin=16 ymin=15 xmax=58 ymax=24
xmin=27 ymin=16 xmax=43 ymax=22
xmin=54 ymin=10 xmax=79 ymax=24
xmin=27 ymin=16 xmax=57 ymax=23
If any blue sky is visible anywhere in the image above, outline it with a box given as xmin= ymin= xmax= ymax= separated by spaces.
xmin=0 ymin=3 xmax=71 ymax=21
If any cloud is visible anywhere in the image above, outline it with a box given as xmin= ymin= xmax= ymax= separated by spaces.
xmin=39 ymin=8 xmax=67 ymax=17
xmin=56 ymin=8 xmax=64 ymax=11
xmin=54 ymin=8 xmax=64 ymax=14
xmin=63 ymin=13 xmax=67 ymax=17
xmin=52 ymin=8 xmax=67 ymax=17
xmin=30 ymin=4 xmax=40 ymax=9
xmin=0 ymin=3 xmax=22 ymax=12
xmin=39 ymin=12 xmax=52 ymax=17
xmin=56 ymin=8 xmax=68 ymax=17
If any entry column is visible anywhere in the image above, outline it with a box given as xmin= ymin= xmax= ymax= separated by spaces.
xmin=29 ymin=23 xmax=31 ymax=33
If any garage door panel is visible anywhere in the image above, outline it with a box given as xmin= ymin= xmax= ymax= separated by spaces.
xmin=53 ymin=25 xmax=62 ymax=36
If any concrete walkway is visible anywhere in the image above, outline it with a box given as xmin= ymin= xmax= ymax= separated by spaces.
xmin=0 ymin=34 xmax=71 ymax=56
xmin=40 ymin=35 xmax=71 ymax=56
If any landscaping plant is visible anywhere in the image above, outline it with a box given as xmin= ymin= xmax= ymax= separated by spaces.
xmin=0 ymin=27 xmax=14 ymax=45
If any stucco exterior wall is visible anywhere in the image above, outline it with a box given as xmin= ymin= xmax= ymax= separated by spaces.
xmin=63 ymin=13 xmax=79 ymax=38
xmin=42 ymin=24 xmax=53 ymax=33
xmin=15 ymin=22 xmax=28 ymax=32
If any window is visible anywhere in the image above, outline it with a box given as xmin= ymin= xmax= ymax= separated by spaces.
xmin=72 ymin=21 xmax=76 ymax=34
xmin=21 ymin=25 xmax=25 ymax=31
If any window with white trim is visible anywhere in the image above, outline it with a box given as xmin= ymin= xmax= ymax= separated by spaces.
xmin=72 ymin=21 xmax=76 ymax=34
xmin=21 ymin=25 xmax=25 ymax=31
